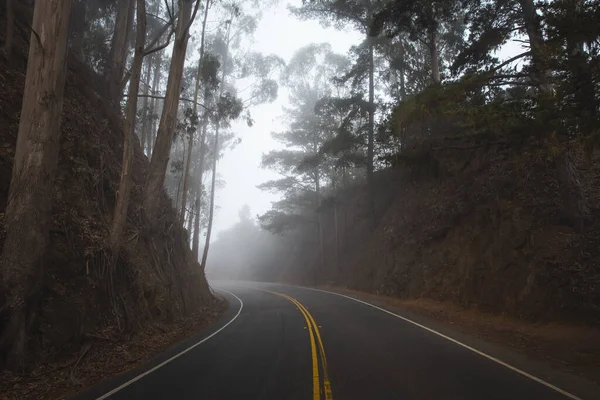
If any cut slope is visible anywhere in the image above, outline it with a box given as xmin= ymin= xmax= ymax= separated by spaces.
xmin=0 ymin=4 xmax=212 ymax=372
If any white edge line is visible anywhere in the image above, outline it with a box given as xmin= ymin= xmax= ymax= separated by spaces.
xmin=299 ymin=286 xmax=583 ymax=400
xmin=94 ymin=288 xmax=243 ymax=400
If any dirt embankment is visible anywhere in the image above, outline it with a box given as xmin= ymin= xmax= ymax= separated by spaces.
xmin=0 ymin=5 xmax=220 ymax=399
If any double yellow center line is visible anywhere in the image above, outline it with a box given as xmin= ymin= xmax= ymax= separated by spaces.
xmin=264 ymin=290 xmax=333 ymax=400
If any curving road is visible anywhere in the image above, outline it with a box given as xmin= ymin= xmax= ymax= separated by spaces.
xmin=72 ymin=281 xmax=599 ymax=400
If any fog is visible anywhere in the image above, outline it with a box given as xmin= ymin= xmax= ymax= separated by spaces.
xmin=198 ymin=0 xmax=523 ymax=281
xmin=212 ymin=1 xmax=362 ymax=237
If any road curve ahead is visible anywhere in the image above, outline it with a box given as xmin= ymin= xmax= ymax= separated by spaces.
xmin=73 ymin=281 xmax=598 ymax=400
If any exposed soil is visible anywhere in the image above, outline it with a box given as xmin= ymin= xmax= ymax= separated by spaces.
xmin=323 ymin=286 xmax=600 ymax=386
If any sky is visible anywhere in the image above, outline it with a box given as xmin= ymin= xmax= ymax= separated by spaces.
xmin=207 ymin=0 xmax=523 ymax=238
xmin=211 ymin=0 xmax=363 ymax=236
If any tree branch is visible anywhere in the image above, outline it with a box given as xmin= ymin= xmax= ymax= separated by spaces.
xmin=490 ymin=51 xmax=531 ymax=72
xmin=184 ymin=0 xmax=203 ymax=35
xmin=144 ymin=21 xmax=172 ymax=52
xmin=144 ymin=29 xmax=175 ymax=56
xmin=126 ymin=93 xmax=210 ymax=110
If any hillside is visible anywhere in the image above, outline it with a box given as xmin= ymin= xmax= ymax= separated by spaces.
xmin=278 ymin=137 xmax=600 ymax=324
xmin=0 ymin=4 xmax=218 ymax=396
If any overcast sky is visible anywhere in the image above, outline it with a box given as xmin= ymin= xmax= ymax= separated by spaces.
xmin=211 ymin=1 xmax=363 ymax=236
xmin=208 ymin=0 xmax=523 ymax=238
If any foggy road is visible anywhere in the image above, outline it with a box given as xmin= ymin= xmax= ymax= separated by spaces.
xmin=73 ymin=282 xmax=598 ymax=400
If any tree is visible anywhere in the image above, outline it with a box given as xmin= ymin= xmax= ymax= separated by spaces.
xmin=105 ymin=0 xmax=135 ymax=103
xmin=180 ymin=0 xmax=212 ymax=226
xmin=110 ymin=0 xmax=147 ymax=252
xmin=144 ymin=0 xmax=201 ymax=225
xmin=0 ymin=0 xmax=73 ymax=369
xmin=291 ymin=0 xmax=384 ymax=214
xmin=259 ymin=43 xmax=349 ymax=277
xmin=198 ymin=0 xmax=282 ymax=268
xmin=4 ymin=0 xmax=14 ymax=60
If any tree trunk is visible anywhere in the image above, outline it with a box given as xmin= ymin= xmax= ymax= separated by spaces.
xmin=564 ymin=2 xmax=597 ymax=136
xmin=367 ymin=36 xmax=375 ymax=186
xmin=200 ymin=125 xmax=219 ymax=271
xmin=148 ymin=53 xmax=162 ymax=154
xmin=192 ymin=122 xmax=207 ymax=261
xmin=144 ymin=0 xmax=195 ymax=224
xmin=192 ymin=191 xmax=201 ymax=260
xmin=180 ymin=135 xmax=193 ymax=223
xmin=106 ymin=0 xmax=134 ymax=103
xmin=69 ymin=0 xmax=86 ymax=61
xmin=0 ymin=0 xmax=72 ymax=369
xmin=140 ymin=57 xmax=152 ymax=155
xmin=518 ymin=0 xmax=550 ymax=92
xmin=316 ymin=174 xmax=324 ymax=280
xmin=186 ymin=187 xmax=194 ymax=239
xmin=110 ymin=0 xmax=147 ymax=253
xmin=334 ymin=198 xmax=340 ymax=278
xmin=175 ymin=139 xmax=186 ymax=213
xmin=555 ymin=148 xmax=589 ymax=232
xmin=4 ymin=0 xmax=14 ymax=60
xmin=179 ymin=0 xmax=211 ymax=226
xmin=399 ymin=50 xmax=406 ymax=100
xmin=428 ymin=25 xmax=441 ymax=85
xmin=199 ymin=15 xmax=232 ymax=271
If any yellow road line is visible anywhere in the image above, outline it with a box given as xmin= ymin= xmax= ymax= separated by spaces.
xmin=264 ymin=290 xmax=333 ymax=400
xmin=293 ymin=299 xmax=333 ymax=400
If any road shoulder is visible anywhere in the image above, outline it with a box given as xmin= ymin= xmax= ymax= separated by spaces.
xmin=1 ymin=292 xmax=234 ymax=400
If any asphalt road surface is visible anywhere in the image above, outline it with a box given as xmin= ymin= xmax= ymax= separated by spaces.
xmin=73 ymin=281 xmax=598 ymax=400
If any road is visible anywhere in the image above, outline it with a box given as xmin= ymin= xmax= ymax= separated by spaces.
xmin=73 ymin=281 xmax=598 ymax=400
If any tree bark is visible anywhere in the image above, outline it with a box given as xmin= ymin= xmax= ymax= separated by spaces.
xmin=428 ymin=24 xmax=441 ymax=85
xmin=316 ymin=172 xmax=324 ymax=280
xmin=200 ymin=125 xmax=219 ymax=271
xmin=69 ymin=0 xmax=86 ymax=61
xmin=179 ymin=0 xmax=211 ymax=226
xmin=399 ymin=47 xmax=406 ymax=100
xmin=140 ymin=57 xmax=152 ymax=155
xmin=518 ymin=0 xmax=550 ymax=92
xmin=175 ymin=139 xmax=186 ymax=211
xmin=0 ymin=0 xmax=72 ymax=369
xmin=4 ymin=0 xmax=14 ymax=60
xmin=186 ymin=187 xmax=194 ymax=238
xmin=367 ymin=36 xmax=375 ymax=186
xmin=192 ymin=191 xmax=201 ymax=259
xmin=148 ymin=52 xmax=162 ymax=154
xmin=106 ymin=0 xmax=135 ymax=103
xmin=180 ymin=134 xmax=193 ymax=223
xmin=192 ymin=121 xmax=207 ymax=261
xmin=110 ymin=0 xmax=147 ymax=253
xmin=144 ymin=0 xmax=195 ymax=224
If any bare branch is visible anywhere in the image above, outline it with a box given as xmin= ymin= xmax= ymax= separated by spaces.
xmin=144 ymin=21 xmax=172 ymax=52
xmin=144 ymin=29 xmax=175 ymax=56
xmin=184 ymin=0 xmax=203 ymax=35
xmin=490 ymin=51 xmax=531 ymax=72
xmin=126 ymin=93 xmax=210 ymax=110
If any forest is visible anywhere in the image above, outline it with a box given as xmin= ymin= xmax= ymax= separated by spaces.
xmin=0 ymin=0 xmax=599 ymax=398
